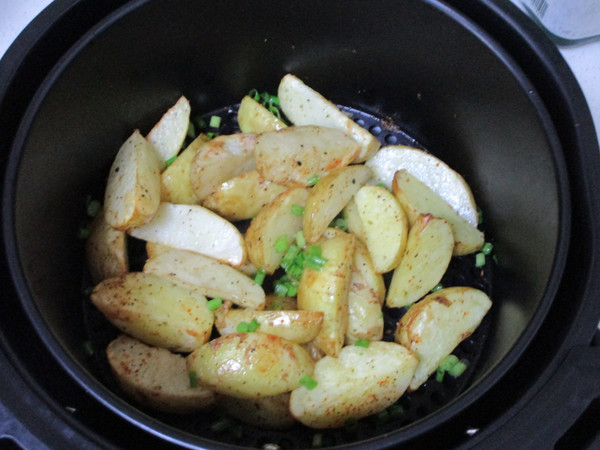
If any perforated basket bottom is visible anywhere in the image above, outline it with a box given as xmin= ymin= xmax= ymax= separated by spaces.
xmin=81 ymin=104 xmax=494 ymax=449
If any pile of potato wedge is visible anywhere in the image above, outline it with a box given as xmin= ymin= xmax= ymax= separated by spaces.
xmin=86 ymin=73 xmax=492 ymax=430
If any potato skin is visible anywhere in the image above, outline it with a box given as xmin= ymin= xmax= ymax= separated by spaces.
xmin=104 ymin=130 xmax=161 ymax=230
xmin=187 ymin=333 xmax=314 ymax=399
xmin=91 ymin=272 xmax=213 ymax=352
xmin=255 ymin=125 xmax=360 ymax=187
xmin=219 ymin=392 xmax=296 ymax=430
xmin=106 ymin=334 xmax=214 ymax=413
xmin=289 ymin=341 xmax=418 ymax=428
xmin=395 ymin=286 xmax=492 ymax=390
xmin=297 ymin=228 xmax=355 ymax=357
xmin=85 ymin=209 xmax=128 ymax=285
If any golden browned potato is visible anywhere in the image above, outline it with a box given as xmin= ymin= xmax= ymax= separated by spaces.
xmin=214 ymin=309 xmax=324 ymax=344
xmin=245 ymin=187 xmax=309 ymax=273
xmin=237 ymin=95 xmax=288 ymax=134
xmin=219 ymin=392 xmax=296 ymax=430
xmin=91 ymin=272 xmax=213 ymax=352
xmin=254 ymin=126 xmax=360 ymax=187
xmin=128 ymin=202 xmax=247 ymax=266
xmin=146 ymin=96 xmax=191 ymax=170
xmin=346 ymin=240 xmax=385 ymax=344
xmin=189 ymin=133 xmax=257 ymax=201
xmin=278 ymin=74 xmax=380 ymax=162
xmin=203 ymin=169 xmax=288 ymax=221
xmin=106 ymin=334 xmax=214 ymax=413
xmin=160 ymin=133 xmax=209 ymax=204
xmin=187 ymin=333 xmax=314 ymax=398
xmin=143 ymin=248 xmax=265 ymax=310
xmin=366 ymin=145 xmax=478 ymax=226
xmin=85 ymin=208 xmax=128 ymax=285
xmin=104 ymin=130 xmax=161 ymax=230
xmin=395 ymin=286 xmax=492 ymax=390
xmin=392 ymin=170 xmax=484 ymax=255
xmin=387 ymin=214 xmax=454 ymax=308
xmin=347 ymin=185 xmax=409 ymax=273
xmin=297 ymin=228 xmax=355 ymax=357
xmin=303 ymin=165 xmax=372 ymax=244
xmin=289 ymin=342 xmax=418 ymax=428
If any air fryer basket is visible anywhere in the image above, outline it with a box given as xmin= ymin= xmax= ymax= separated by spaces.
xmin=2 ymin=0 xmax=599 ymax=448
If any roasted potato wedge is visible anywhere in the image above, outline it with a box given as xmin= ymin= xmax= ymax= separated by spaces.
xmin=215 ymin=309 xmax=324 ymax=344
xmin=289 ymin=342 xmax=418 ymax=428
xmin=189 ymin=133 xmax=257 ymax=202
xmin=85 ymin=209 xmax=128 ymax=284
xmin=395 ymin=286 xmax=492 ymax=390
xmin=143 ymin=248 xmax=265 ymax=309
xmin=237 ymin=95 xmax=288 ymax=134
xmin=392 ymin=170 xmax=484 ymax=255
xmin=278 ymin=74 xmax=380 ymax=162
xmin=220 ymin=393 xmax=295 ymax=430
xmin=303 ymin=165 xmax=372 ymax=244
xmin=297 ymin=228 xmax=355 ymax=357
xmin=91 ymin=272 xmax=214 ymax=352
xmin=129 ymin=202 xmax=246 ymax=266
xmin=104 ymin=130 xmax=161 ymax=230
xmin=245 ymin=187 xmax=309 ymax=273
xmin=265 ymin=293 xmax=297 ymax=311
xmin=346 ymin=240 xmax=385 ymax=344
xmin=255 ymin=126 xmax=360 ymax=187
xmin=106 ymin=334 xmax=214 ymax=413
xmin=160 ymin=133 xmax=209 ymax=204
xmin=366 ymin=145 xmax=478 ymax=226
xmin=347 ymin=185 xmax=408 ymax=273
xmin=146 ymin=96 xmax=191 ymax=170
xmin=187 ymin=333 xmax=314 ymax=398
xmin=387 ymin=214 xmax=454 ymax=308
xmin=203 ymin=169 xmax=288 ymax=221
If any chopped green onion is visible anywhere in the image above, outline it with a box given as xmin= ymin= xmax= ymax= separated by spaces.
xmin=82 ymin=340 xmax=94 ymax=356
xmin=388 ymin=404 xmax=404 ymax=419
xmin=206 ymin=131 xmax=217 ymax=139
xmin=247 ymin=318 xmax=260 ymax=332
xmin=237 ymin=321 xmax=250 ymax=333
xmin=187 ymin=121 xmax=196 ymax=139
xmin=77 ymin=222 xmax=91 ymax=240
xmin=436 ymin=354 xmax=462 ymax=382
xmin=307 ymin=174 xmax=320 ymax=186
xmin=481 ymin=242 xmax=494 ymax=255
xmin=431 ymin=283 xmax=443 ymax=293
xmin=86 ymin=196 xmax=102 ymax=218
xmin=274 ymin=281 xmax=290 ymax=297
xmin=312 ymin=432 xmax=323 ymax=448
xmin=354 ymin=339 xmax=370 ymax=348
xmin=206 ymin=297 xmax=223 ymax=311
xmin=376 ymin=182 xmax=387 ymax=188
xmin=210 ymin=416 xmax=231 ymax=433
xmin=331 ymin=217 xmax=348 ymax=231
xmin=448 ymin=360 xmax=468 ymax=377
xmin=275 ymin=235 xmax=289 ymax=253
xmin=299 ymin=375 xmax=318 ymax=390
xmin=291 ymin=204 xmax=305 ymax=216
xmin=253 ymin=268 xmax=266 ymax=286
xmin=189 ymin=371 xmax=198 ymax=388
xmin=303 ymin=254 xmax=328 ymax=270
xmin=475 ymin=252 xmax=486 ymax=267
xmin=209 ymin=115 xmax=222 ymax=128
xmin=296 ymin=230 xmax=306 ymax=248
xmin=307 ymin=245 xmax=322 ymax=258
xmin=249 ymin=89 xmax=260 ymax=101
xmin=164 ymin=155 xmax=177 ymax=167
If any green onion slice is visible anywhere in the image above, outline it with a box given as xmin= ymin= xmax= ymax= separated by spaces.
xmin=291 ymin=204 xmax=305 ymax=216
xmin=354 ymin=339 xmax=370 ymax=348
xmin=206 ymin=297 xmax=223 ymax=311
xmin=307 ymin=174 xmax=320 ymax=186
xmin=165 ymin=155 xmax=178 ymax=167
xmin=253 ymin=268 xmax=266 ymax=286
xmin=475 ymin=252 xmax=486 ymax=267
xmin=209 ymin=115 xmax=222 ymax=128
xmin=299 ymin=375 xmax=318 ymax=390
xmin=275 ymin=235 xmax=289 ymax=253
xmin=189 ymin=370 xmax=198 ymax=388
